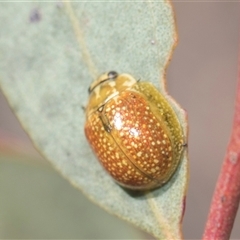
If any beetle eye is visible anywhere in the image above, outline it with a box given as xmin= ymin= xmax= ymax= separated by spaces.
xmin=108 ymin=71 xmax=118 ymax=79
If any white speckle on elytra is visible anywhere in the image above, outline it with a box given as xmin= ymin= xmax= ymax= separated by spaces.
xmin=137 ymin=152 xmax=142 ymax=157
xmin=122 ymin=160 xmax=128 ymax=165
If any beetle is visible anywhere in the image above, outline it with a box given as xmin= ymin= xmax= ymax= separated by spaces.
xmin=84 ymin=71 xmax=184 ymax=190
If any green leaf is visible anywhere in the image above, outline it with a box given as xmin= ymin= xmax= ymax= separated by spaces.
xmin=0 ymin=2 xmax=188 ymax=239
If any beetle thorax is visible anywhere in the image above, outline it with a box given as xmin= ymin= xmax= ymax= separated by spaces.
xmin=86 ymin=73 xmax=137 ymax=116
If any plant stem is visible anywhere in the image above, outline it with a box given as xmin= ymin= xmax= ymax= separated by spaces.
xmin=202 ymin=68 xmax=240 ymax=239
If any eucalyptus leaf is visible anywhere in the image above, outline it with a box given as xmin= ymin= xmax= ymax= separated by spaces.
xmin=0 ymin=2 xmax=188 ymax=239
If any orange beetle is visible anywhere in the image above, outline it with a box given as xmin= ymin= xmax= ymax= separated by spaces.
xmin=84 ymin=71 xmax=184 ymax=190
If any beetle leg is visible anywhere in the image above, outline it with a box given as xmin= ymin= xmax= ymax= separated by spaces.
xmin=98 ymin=105 xmax=112 ymax=133
xmin=81 ymin=105 xmax=86 ymax=112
